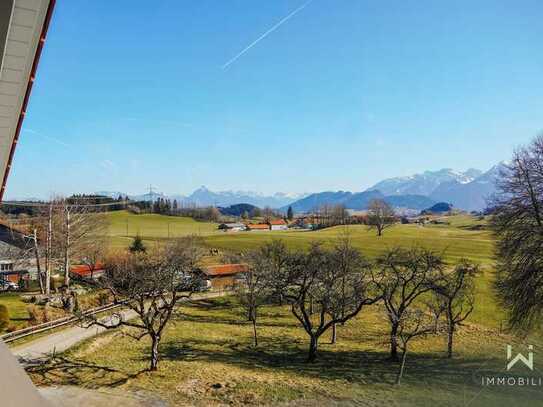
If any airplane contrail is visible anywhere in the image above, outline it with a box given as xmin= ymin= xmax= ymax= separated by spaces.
xmin=222 ymin=0 xmax=314 ymax=70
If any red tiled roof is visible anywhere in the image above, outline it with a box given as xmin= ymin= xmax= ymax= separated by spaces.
xmin=204 ymin=264 xmax=248 ymax=277
xmin=247 ymin=223 xmax=270 ymax=230
xmin=269 ymin=219 xmax=287 ymax=225
xmin=70 ymin=263 xmax=105 ymax=277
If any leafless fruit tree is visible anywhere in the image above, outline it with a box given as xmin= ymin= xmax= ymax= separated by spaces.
xmin=275 ymin=241 xmax=379 ymax=362
xmin=372 ymin=247 xmax=442 ymax=361
xmin=84 ymin=236 xmax=204 ymax=371
xmin=367 ymin=199 xmax=396 ymax=236
xmin=431 ymin=259 xmax=478 ymax=358
xmin=395 ymin=307 xmax=437 ymax=385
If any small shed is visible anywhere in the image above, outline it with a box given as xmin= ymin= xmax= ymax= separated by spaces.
xmin=218 ymin=222 xmax=246 ymax=232
xmin=247 ymin=223 xmax=270 ymax=231
xmin=269 ymin=219 xmax=288 ymax=231
xmin=202 ymin=264 xmax=248 ymax=290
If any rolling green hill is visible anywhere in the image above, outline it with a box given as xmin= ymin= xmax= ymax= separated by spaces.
xmin=103 ymin=212 xmax=499 ymax=327
xmin=106 ymin=211 xmax=218 ymax=247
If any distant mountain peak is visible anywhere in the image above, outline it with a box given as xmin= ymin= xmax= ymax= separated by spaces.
xmin=366 ymin=168 xmax=482 ymax=196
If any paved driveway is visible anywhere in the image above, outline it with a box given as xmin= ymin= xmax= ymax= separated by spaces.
xmin=11 ymin=291 xmax=227 ymax=363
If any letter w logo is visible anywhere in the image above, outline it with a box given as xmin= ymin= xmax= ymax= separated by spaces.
xmin=507 ymin=345 xmax=534 ymax=371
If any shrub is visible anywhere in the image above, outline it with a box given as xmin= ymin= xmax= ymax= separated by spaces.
xmin=42 ymin=304 xmax=51 ymax=323
xmin=27 ymin=305 xmax=40 ymax=326
xmin=0 ymin=305 xmax=9 ymax=332
xmin=97 ymin=291 xmax=110 ymax=306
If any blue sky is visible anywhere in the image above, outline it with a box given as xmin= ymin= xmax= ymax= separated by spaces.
xmin=7 ymin=0 xmax=543 ymax=199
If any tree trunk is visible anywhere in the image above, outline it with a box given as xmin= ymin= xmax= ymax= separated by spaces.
xmin=390 ymin=322 xmax=399 ymax=361
xmin=307 ymin=335 xmax=318 ymax=363
xmin=63 ymin=209 xmax=70 ymax=287
xmin=45 ymin=204 xmax=52 ymax=296
xmin=447 ymin=321 xmax=454 ymax=358
xmin=150 ymin=335 xmax=160 ymax=371
xmin=396 ymin=349 xmax=408 ymax=385
xmin=252 ymin=318 xmax=258 ymax=347
xmin=331 ymin=323 xmax=337 ymax=344
xmin=32 ymin=229 xmax=44 ymax=295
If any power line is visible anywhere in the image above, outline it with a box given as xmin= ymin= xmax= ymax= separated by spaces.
xmin=0 ymin=199 xmax=148 ymax=208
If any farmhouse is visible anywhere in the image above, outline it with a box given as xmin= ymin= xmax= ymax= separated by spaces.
xmin=70 ymin=263 xmax=106 ymax=280
xmin=246 ymin=223 xmax=270 ymax=231
xmin=202 ymin=263 xmax=248 ymax=290
xmin=218 ymin=222 xmax=246 ymax=232
xmin=246 ymin=220 xmax=289 ymax=231
xmin=269 ymin=219 xmax=288 ymax=231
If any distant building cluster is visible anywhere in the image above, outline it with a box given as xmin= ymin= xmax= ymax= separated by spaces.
xmin=218 ymin=219 xmax=289 ymax=232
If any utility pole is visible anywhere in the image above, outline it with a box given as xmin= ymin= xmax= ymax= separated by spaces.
xmin=45 ymin=202 xmax=52 ymax=296
xmin=64 ymin=206 xmax=71 ymax=287
xmin=32 ymin=228 xmax=44 ymax=294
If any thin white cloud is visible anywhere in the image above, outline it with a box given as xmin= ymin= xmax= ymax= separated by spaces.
xmin=221 ymin=0 xmax=314 ymax=70
xmin=23 ymin=128 xmax=70 ymax=148
xmin=100 ymin=159 xmax=116 ymax=170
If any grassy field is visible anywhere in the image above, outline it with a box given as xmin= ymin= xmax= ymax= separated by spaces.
xmin=24 ymin=214 xmax=542 ymax=405
xmin=103 ymin=212 xmax=500 ymax=326
xmin=106 ymin=211 xmax=493 ymax=264
xmin=0 ymin=292 xmax=30 ymax=329
xmin=29 ymin=296 xmax=543 ymax=406
xmin=106 ymin=211 xmax=217 ymax=248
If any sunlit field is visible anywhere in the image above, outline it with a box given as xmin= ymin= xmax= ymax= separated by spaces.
xmin=103 ymin=212 xmax=499 ymax=327
xmin=28 ymin=296 xmax=542 ymax=407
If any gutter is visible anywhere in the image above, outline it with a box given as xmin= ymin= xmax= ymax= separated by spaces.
xmin=0 ymin=0 xmax=57 ymax=201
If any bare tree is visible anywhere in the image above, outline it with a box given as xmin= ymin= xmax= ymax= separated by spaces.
xmin=367 ymin=199 xmax=395 ymax=236
xmin=277 ymin=241 xmax=379 ymax=362
xmin=235 ymin=251 xmax=270 ymax=347
xmin=23 ymin=204 xmax=55 ymax=295
xmin=79 ymin=234 xmax=108 ymax=280
xmin=395 ymin=308 xmax=436 ymax=385
xmin=84 ymin=236 xmax=204 ymax=371
xmin=258 ymin=240 xmax=291 ymax=305
xmin=372 ymin=247 xmax=442 ymax=361
xmin=262 ymin=206 xmax=275 ymax=223
xmin=431 ymin=259 xmax=478 ymax=357
xmin=55 ymin=198 xmax=108 ymax=288
xmin=490 ymin=135 xmax=543 ymax=331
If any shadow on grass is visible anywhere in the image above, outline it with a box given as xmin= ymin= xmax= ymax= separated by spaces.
xmin=159 ymin=335 xmax=500 ymax=387
xmin=176 ymin=312 xmax=299 ymax=329
xmin=26 ymin=355 xmax=149 ymax=388
xmin=28 ymin=298 xmax=543 ymax=404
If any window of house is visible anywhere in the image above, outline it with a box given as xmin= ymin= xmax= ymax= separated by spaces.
xmin=0 ymin=263 xmax=13 ymax=271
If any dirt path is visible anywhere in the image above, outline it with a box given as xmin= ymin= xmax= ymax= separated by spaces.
xmin=39 ymin=386 xmax=167 ymax=407
xmin=11 ymin=291 xmax=228 ymax=364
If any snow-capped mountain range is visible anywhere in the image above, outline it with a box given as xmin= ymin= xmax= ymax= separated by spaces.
xmin=281 ymin=163 xmax=505 ymax=213
xmin=366 ymin=168 xmax=483 ymax=196
xmin=94 ymin=163 xmax=505 ymax=213
xmin=96 ymin=187 xmax=308 ymax=209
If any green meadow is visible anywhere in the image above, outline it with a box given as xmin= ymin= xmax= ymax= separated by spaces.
xmin=21 ymin=211 xmax=543 ymax=405
xmin=104 ymin=211 xmax=499 ymax=327
xmin=106 ymin=210 xmax=217 ymax=248
xmin=29 ymin=296 xmax=542 ymax=407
